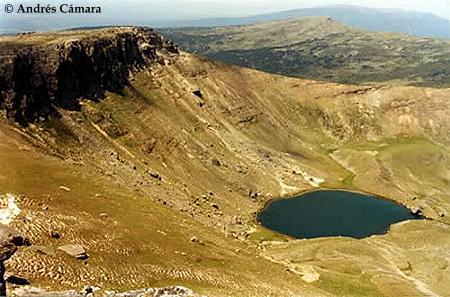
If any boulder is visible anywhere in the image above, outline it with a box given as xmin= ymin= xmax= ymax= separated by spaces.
xmin=58 ymin=244 xmax=88 ymax=260
xmin=0 ymin=224 xmax=30 ymax=262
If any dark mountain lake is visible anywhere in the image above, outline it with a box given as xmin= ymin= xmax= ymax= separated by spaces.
xmin=257 ymin=190 xmax=422 ymax=239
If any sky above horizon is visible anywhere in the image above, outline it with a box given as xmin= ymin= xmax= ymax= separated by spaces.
xmin=1 ymin=0 xmax=449 ymax=33
xmin=122 ymin=0 xmax=450 ymax=19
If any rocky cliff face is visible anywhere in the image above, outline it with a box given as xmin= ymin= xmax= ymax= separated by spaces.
xmin=0 ymin=27 xmax=178 ymax=125
xmin=0 ymin=224 xmax=29 ymax=295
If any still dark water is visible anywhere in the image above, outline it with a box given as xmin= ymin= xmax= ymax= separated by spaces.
xmin=257 ymin=190 xmax=421 ymax=239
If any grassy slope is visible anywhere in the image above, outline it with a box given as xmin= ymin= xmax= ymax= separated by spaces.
xmin=159 ymin=17 xmax=450 ymax=87
xmin=1 ymin=122 xmax=320 ymax=296
xmin=1 ymin=48 xmax=450 ymax=296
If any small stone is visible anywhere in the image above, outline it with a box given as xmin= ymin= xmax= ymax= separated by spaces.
xmin=189 ymin=236 xmax=205 ymax=245
xmin=50 ymin=230 xmax=61 ymax=240
xmin=211 ymin=203 xmax=220 ymax=210
xmin=435 ymin=257 xmax=448 ymax=270
xmin=211 ymin=158 xmax=221 ymax=166
xmin=99 ymin=213 xmax=108 ymax=220
xmin=147 ymin=170 xmax=162 ymax=180
xmin=81 ymin=285 xmax=93 ymax=294
xmin=193 ymin=90 xmax=203 ymax=99
xmin=397 ymin=260 xmax=412 ymax=271
xmin=249 ymin=190 xmax=259 ymax=199
xmin=33 ymin=245 xmax=53 ymax=256
xmin=410 ymin=206 xmax=422 ymax=215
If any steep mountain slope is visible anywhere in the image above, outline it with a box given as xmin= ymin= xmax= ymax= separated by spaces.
xmin=160 ymin=17 xmax=450 ymax=87
xmin=1 ymin=28 xmax=450 ymax=296
xmin=163 ymin=5 xmax=450 ymax=39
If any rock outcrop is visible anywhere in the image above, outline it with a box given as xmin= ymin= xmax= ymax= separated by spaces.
xmin=11 ymin=285 xmax=203 ymax=297
xmin=0 ymin=27 xmax=178 ymax=125
xmin=0 ymin=224 xmax=29 ymax=296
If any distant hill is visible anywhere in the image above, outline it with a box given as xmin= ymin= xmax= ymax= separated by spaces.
xmin=163 ymin=5 xmax=450 ymax=39
xmin=160 ymin=17 xmax=450 ymax=87
xmin=2 ymin=5 xmax=449 ymax=39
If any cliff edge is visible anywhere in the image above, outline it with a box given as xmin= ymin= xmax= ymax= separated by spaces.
xmin=0 ymin=27 xmax=178 ymax=125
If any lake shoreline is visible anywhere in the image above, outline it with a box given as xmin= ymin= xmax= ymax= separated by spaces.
xmin=255 ymin=188 xmax=424 ymax=240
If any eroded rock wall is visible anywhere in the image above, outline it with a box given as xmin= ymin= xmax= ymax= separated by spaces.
xmin=0 ymin=27 xmax=178 ymax=125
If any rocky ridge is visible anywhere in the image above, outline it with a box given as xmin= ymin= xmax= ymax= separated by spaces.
xmin=0 ymin=27 xmax=178 ymax=125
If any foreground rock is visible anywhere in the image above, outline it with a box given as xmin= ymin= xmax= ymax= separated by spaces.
xmin=11 ymin=286 xmax=204 ymax=297
xmin=0 ymin=224 xmax=29 ymax=296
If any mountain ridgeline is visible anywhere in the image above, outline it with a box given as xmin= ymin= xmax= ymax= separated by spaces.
xmin=160 ymin=17 xmax=450 ymax=87
xmin=164 ymin=5 xmax=450 ymax=39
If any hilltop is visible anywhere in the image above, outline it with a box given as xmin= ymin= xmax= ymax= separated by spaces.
xmin=0 ymin=27 xmax=449 ymax=296
xmin=160 ymin=17 xmax=450 ymax=87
